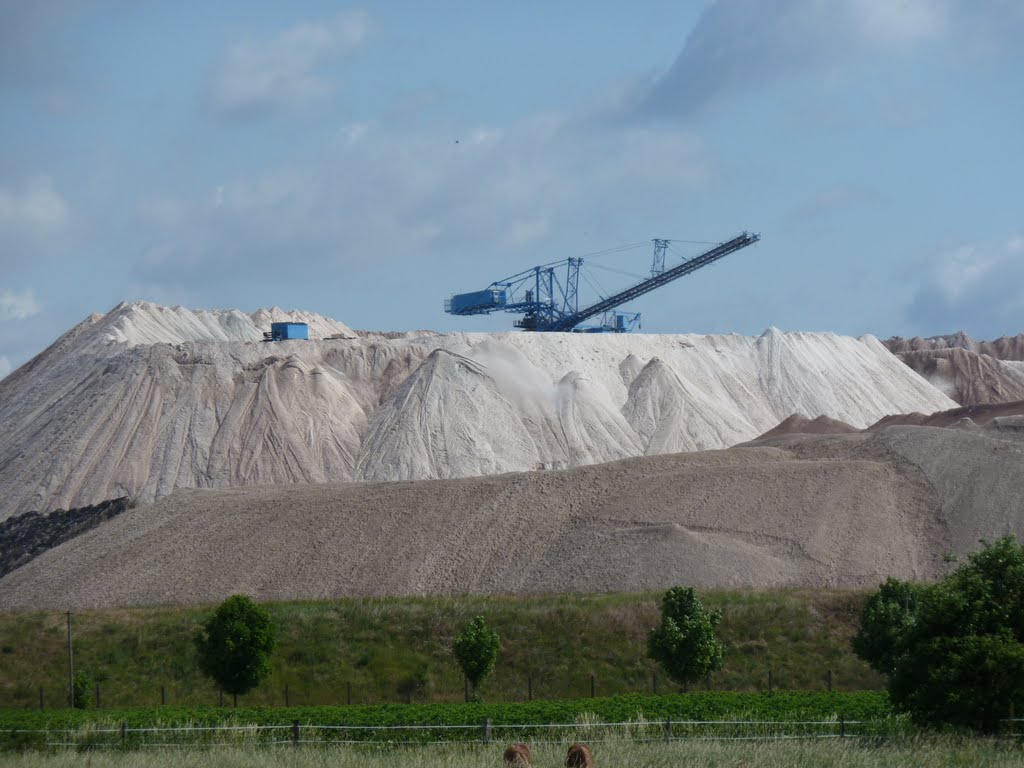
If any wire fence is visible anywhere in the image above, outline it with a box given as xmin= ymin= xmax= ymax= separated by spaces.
xmin=4 ymin=716 xmax=910 ymax=752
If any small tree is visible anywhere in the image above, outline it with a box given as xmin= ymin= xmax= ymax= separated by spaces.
xmin=853 ymin=537 xmax=1024 ymax=732
xmin=453 ymin=616 xmax=500 ymax=700
xmin=72 ymin=671 xmax=92 ymax=709
xmin=648 ymin=586 xmax=725 ymax=686
xmin=195 ymin=595 xmax=277 ymax=706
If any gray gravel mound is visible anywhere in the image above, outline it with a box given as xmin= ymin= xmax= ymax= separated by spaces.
xmin=2 ymin=425 xmax=1019 ymax=610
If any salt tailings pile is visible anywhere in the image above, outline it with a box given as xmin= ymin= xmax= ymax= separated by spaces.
xmin=0 ymin=301 xmax=956 ymax=520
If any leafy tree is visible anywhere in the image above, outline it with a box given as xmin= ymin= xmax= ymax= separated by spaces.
xmin=853 ymin=537 xmax=1024 ymax=732
xmin=195 ymin=595 xmax=277 ymax=705
xmin=453 ymin=616 xmax=500 ymax=700
xmin=648 ymin=586 xmax=725 ymax=686
xmin=72 ymin=671 xmax=92 ymax=709
xmin=851 ymin=577 xmax=925 ymax=675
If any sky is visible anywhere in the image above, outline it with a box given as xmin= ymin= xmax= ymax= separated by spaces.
xmin=1 ymin=0 xmax=1023 ymax=377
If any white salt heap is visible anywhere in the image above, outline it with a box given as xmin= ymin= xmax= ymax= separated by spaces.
xmin=0 ymin=301 xmax=956 ymax=520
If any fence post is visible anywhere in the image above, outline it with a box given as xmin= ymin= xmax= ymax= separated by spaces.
xmin=1009 ymin=702 xmax=1015 ymax=738
xmin=346 ymin=681 xmax=352 ymax=706
xmin=827 ymin=669 xmax=833 ymax=692
xmin=590 ymin=674 xmax=595 ymax=698
xmin=160 ymin=686 xmax=165 ymax=706
xmin=292 ymin=720 xmax=299 ymax=748
xmin=95 ymin=683 xmax=101 ymax=709
xmin=768 ymin=670 xmax=773 ymax=692
xmin=39 ymin=687 xmax=44 ymax=710
xmin=840 ymin=714 xmax=846 ymax=738
xmin=528 ymin=674 xmax=532 ymax=701
xmin=482 ymin=718 xmax=491 ymax=743
xmin=285 ymin=683 xmax=290 ymax=707
xmin=120 ymin=720 xmax=127 ymax=743
xmin=664 ymin=717 xmax=671 ymax=743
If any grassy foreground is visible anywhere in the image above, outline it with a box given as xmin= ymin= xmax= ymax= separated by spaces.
xmin=0 ymin=589 xmax=880 ymax=709
xmin=1 ymin=738 xmax=1021 ymax=768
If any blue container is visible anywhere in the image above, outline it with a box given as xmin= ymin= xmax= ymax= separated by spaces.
xmin=270 ymin=322 xmax=309 ymax=341
xmin=445 ymin=288 xmax=507 ymax=315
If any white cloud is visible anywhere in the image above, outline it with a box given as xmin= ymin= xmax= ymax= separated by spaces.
xmin=0 ymin=288 xmax=41 ymax=320
xmin=0 ymin=355 xmax=10 ymax=379
xmin=0 ymin=176 xmax=68 ymax=234
xmin=128 ymin=114 xmax=717 ymax=302
xmin=641 ymin=0 xmax=952 ymax=117
xmin=208 ymin=10 xmax=371 ymax=118
xmin=908 ymin=235 xmax=1024 ymax=337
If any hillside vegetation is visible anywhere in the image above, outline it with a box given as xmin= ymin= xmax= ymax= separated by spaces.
xmin=0 ymin=589 xmax=881 ymax=709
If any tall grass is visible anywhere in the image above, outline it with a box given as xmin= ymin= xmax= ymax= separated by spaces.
xmin=1 ymin=737 xmax=1020 ymax=768
xmin=0 ymin=589 xmax=881 ymax=709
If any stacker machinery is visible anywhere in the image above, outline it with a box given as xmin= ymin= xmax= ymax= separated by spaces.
xmin=444 ymin=231 xmax=760 ymax=332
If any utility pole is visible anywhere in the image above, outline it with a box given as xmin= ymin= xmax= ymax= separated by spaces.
xmin=66 ymin=611 xmax=74 ymax=708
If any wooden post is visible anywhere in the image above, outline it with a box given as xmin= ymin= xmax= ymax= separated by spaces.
xmin=827 ymin=669 xmax=833 ymax=692
xmin=1009 ymin=702 xmax=1015 ymax=738
xmin=840 ymin=714 xmax=846 ymax=738
xmin=66 ymin=612 xmax=74 ymax=709
xmin=346 ymin=681 xmax=352 ymax=706
xmin=292 ymin=720 xmax=300 ymax=748
xmin=664 ymin=717 xmax=671 ymax=743
xmin=528 ymin=674 xmax=532 ymax=701
xmin=590 ymin=674 xmax=596 ymax=698
xmin=120 ymin=720 xmax=127 ymax=742
xmin=482 ymin=717 xmax=491 ymax=743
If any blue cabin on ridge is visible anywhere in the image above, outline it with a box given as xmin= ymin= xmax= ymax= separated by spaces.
xmin=268 ymin=322 xmax=309 ymax=341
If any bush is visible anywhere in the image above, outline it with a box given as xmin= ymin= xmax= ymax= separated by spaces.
xmin=195 ymin=595 xmax=277 ymax=704
xmin=453 ymin=616 xmax=499 ymax=700
xmin=854 ymin=537 xmax=1024 ymax=732
xmin=648 ymin=586 xmax=725 ymax=686
xmin=72 ymin=671 xmax=92 ymax=709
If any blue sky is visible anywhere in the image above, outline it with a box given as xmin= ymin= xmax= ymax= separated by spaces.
xmin=1 ymin=0 xmax=1022 ymax=376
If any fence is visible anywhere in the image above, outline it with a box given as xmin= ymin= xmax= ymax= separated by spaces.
xmin=6 ymin=716 xmax=898 ymax=751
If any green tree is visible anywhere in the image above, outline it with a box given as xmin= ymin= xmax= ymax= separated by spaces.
xmin=453 ymin=615 xmax=500 ymax=700
xmin=853 ymin=537 xmax=1024 ymax=732
xmin=72 ymin=671 xmax=92 ymax=709
xmin=647 ymin=586 xmax=725 ymax=686
xmin=851 ymin=577 xmax=924 ymax=675
xmin=194 ymin=595 xmax=277 ymax=705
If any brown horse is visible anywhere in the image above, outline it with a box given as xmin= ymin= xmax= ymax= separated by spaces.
xmin=565 ymin=743 xmax=594 ymax=767
xmin=503 ymin=743 xmax=532 ymax=766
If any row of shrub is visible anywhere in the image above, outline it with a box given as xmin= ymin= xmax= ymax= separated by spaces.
xmin=1 ymin=690 xmax=896 ymax=750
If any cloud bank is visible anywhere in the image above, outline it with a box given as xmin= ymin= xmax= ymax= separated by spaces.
xmin=908 ymin=235 xmax=1024 ymax=338
xmin=640 ymin=0 xmax=950 ymax=117
xmin=208 ymin=9 xmax=371 ymax=118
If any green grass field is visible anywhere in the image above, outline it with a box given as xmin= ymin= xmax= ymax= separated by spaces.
xmin=0 ymin=589 xmax=880 ymax=710
xmin=1 ymin=737 xmax=1021 ymax=768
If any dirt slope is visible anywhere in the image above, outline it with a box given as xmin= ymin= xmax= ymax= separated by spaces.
xmin=884 ymin=333 xmax=1024 ymax=405
xmin=2 ymin=423 xmax=1021 ymax=610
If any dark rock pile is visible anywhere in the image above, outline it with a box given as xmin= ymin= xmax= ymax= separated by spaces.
xmin=0 ymin=497 xmax=131 ymax=578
